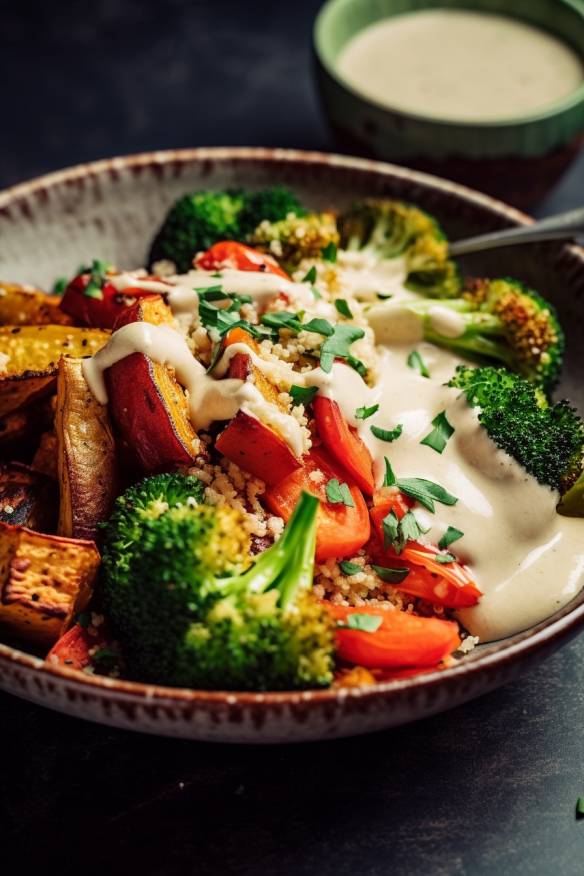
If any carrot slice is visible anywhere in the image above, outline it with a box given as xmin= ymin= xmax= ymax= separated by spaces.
xmin=325 ymin=603 xmax=461 ymax=669
xmin=264 ymin=447 xmax=370 ymax=561
xmin=313 ymin=396 xmax=375 ymax=495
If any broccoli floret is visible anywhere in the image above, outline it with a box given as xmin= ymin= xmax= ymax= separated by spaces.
xmin=101 ymin=479 xmax=334 ymax=690
xmin=148 ymin=186 xmax=305 ymax=274
xmin=448 ymin=366 xmax=584 ymax=493
xmin=237 ymin=185 xmax=306 ymax=233
xmin=249 ymin=212 xmax=339 ymax=270
xmin=148 ymin=189 xmax=245 ymax=273
xmin=368 ymin=277 xmax=564 ymax=393
xmin=338 ymin=199 xmax=461 ymax=298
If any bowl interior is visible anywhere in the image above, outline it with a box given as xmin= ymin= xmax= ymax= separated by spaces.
xmin=315 ymin=0 xmax=584 ymax=124
xmin=0 ymin=147 xmax=583 ymax=685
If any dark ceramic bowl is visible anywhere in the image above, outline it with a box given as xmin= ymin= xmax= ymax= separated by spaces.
xmin=313 ymin=0 xmax=584 ymax=209
xmin=0 ymin=148 xmax=583 ymax=742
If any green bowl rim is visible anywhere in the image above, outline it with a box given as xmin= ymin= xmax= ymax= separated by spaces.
xmin=314 ymin=0 xmax=584 ymax=130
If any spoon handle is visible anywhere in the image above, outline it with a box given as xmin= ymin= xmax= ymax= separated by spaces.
xmin=448 ymin=207 xmax=584 ymax=257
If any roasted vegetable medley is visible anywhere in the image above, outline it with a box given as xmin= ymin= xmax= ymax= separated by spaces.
xmin=0 ymin=186 xmax=582 ymax=691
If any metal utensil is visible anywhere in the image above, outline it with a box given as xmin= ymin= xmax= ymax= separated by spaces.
xmin=449 ymin=207 xmax=584 ymax=257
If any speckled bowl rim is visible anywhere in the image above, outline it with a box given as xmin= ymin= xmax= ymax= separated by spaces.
xmin=1 ymin=145 xmax=583 ymax=713
xmin=314 ymin=0 xmax=584 ymax=130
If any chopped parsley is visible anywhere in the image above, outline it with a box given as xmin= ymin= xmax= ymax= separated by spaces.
xmin=382 ymin=508 xmax=428 ymax=555
xmin=396 ymin=478 xmax=458 ymax=513
xmin=343 ymin=613 xmax=382 ymax=633
xmin=347 ymin=355 xmax=368 ymax=378
xmin=195 ymin=284 xmax=226 ymax=300
xmin=325 ymin=478 xmax=354 ymax=507
xmin=420 ymin=410 xmax=455 ymax=454
xmin=52 ymin=277 xmax=68 ymax=295
xmin=576 ymin=798 xmax=584 ymax=818
xmin=83 ymin=283 xmax=104 ymax=300
xmin=371 ymin=565 xmax=410 ymax=584
xmin=260 ymin=310 xmax=304 ymax=333
xmin=438 ymin=526 xmax=464 ymax=550
xmin=320 ymin=323 xmax=365 ymax=373
xmin=371 ymin=423 xmax=403 ymax=443
xmin=407 ymin=349 xmax=430 ymax=378
xmin=400 ymin=510 xmax=430 ymax=544
xmin=339 ymin=560 xmax=362 ymax=576
xmin=321 ymin=241 xmax=337 ymax=263
xmin=81 ymin=258 xmax=111 ymax=300
xmin=355 ymin=403 xmax=379 ymax=421
xmin=383 ymin=457 xmax=396 ymax=487
xmin=434 ymin=552 xmax=456 ymax=564
xmin=302 ymin=266 xmax=317 ymax=284
xmin=303 ymin=317 xmax=334 ymax=336
xmin=334 ymin=298 xmax=353 ymax=319
xmin=376 ymin=292 xmax=393 ymax=300
xmin=290 ymin=385 xmax=318 ymax=407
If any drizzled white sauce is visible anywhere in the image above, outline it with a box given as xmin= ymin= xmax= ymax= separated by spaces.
xmin=86 ymin=261 xmax=583 ymax=643
xmin=337 ymin=10 xmax=584 ymax=122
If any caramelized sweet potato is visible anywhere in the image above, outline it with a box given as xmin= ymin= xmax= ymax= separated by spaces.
xmin=0 ymin=523 xmax=99 ymax=645
xmin=215 ymin=410 xmax=301 ymax=485
xmin=0 ymin=399 xmax=54 ymax=453
xmin=0 ymin=325 xmax=110 ymax=417
xmin=32 ymin=431 xmax=59 ymax=479
xmin=0 ymin=463 xmax=57 ymax=531
xmin=56 ymin=358 xmax=118 ymax=541
xmin=224 ymin=327 xmax=284 ymax=409
xmin=107 ymin=296 xmax=200 ymax=473
xmin=0 ymin=282 xmax=73 ymax=326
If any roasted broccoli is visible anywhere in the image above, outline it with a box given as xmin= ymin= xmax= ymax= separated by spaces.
xmin=100 ymin=476 xmax=334 ymax=690
xmin=338 ymin=199 xmax=461 ymax=298
xmin=448 ymin=366 xmax=584 ymax=494
xmin=148 ymin=186 xmax=305 ymax=273
xmin=368 ymin=277 xmax=564 ymax=392
xmin=249 ymin=212 xmax=339 ymax=271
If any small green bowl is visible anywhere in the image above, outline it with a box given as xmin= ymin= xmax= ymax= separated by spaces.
xmin=314 ymin=0 xmax=584 ymax=208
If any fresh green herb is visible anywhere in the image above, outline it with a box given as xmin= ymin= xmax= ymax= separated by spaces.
xmin=83 ymin=281 xmax=104 ymax=300
xmin=438 ymin=526 xmax=464 ymax=550
xmin=290 ymin=385 xmax=318 ymax=407
xmin=52 ymin=277 xmax=68 ymax=295
xmin=343 ymin=613 xmax=382 ymax=633
xmin=420 ymin=410 xmax=455 ymax=454
xmin=576 ymin=798 xmax=584 ymax=818
xmin=400 ymin=510 xmax=429 ymax=544
xmin=335 ymin=298 xmax=353 ymax=319
xmin=376 ymin=292 xmax=393 ymax=300
xmin=383 ymin=457 xmax=396 ymax=487
xmin=195 ymin=284 xmax=225 ymax=299
xmin=320 ymin=324 xmax=365 ymax=373
xmin=311 ymin=286 xmax=322 ymax=300
xmin=347 ymin=355 xmax=368 ymax=378
xmin=321 ymin=241 xmax=337 ymax=263
xmin=302 ymin=266 xmax=317 ymax=284
xmin=210 ymin=272 xmax=223 ymax=278
xmin=382 ymin=510 xmax=400 ymax=550
xmin=435 ymin=552 xmax=456 ymax=564
xmin=371 ymin=423 xmax=403 ymax=443
xmin=371 ymin=565 xmax=410 ymax=584
xmin=325 ymin=478 xmax=354 ymax=507
xmin=356 ymin=403 xmax=379 ymax=421
xmin=407 ymin=350 xmax=430 ymax=378
xmin=206 ymin=341 xmax=224 ymax=374
xmin=303 ymin=317 xmax=334 ymax=336
xmin=200 ymin=300 xmax=268 ymax=340
xmin=261 ymin=311 xmax=304 ymax=333
xmin=339 ymin=560 xmax=362 ymax=576
xmin=396 ymin=477 xmax=458 ymax=513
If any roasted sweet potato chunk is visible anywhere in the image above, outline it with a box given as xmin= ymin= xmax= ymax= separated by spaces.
xmin=32 ymin=431 xmax=59 ymax=479
xmin=107 ymin=296 xmax=200 ymax=473
xmin=0 ymin=399 xmax=54 ymax=452
xmin=0 ymin=523 xmax=99 ymax=645
xmin=0 ymin=325 xmax=110 ymax=417
xmin=56 ymin=357 xmax=118 ymax=540
xmin=0 ymin=282 xmax=73 ymax=326
xmin=0 ymin=463 xmax=57 ymax=531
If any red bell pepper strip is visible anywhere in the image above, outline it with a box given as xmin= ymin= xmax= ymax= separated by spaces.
xmin=369 ymin=493 xmax=482 ymax=609
xmin=216 ymin=410 xmax=302 ymax=486
xmin=325 ymin=603 xmax=461 ymax=669
xmin=195 ymin=241 xmax=290 ymax=279
xmin=60 ymin=273 xmax=159 ymax=329
xmin=313 ymin=396 xmax=375 ymax=495
xmin=46 ymin=622 xmax=105 ymax=671
xmin=264 ymin=446 xmax=370 ymax=561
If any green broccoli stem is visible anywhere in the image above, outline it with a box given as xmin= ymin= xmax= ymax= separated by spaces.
xmin=221 ymin=492 xmax=319 ymax=608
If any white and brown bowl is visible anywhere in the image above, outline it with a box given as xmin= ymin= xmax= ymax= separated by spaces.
xmin=1 ymin=147 xmax=583 ymax=743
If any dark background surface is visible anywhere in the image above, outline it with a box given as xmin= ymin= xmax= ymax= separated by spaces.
xmin=2 ymin=1 xmax=584 ymax=874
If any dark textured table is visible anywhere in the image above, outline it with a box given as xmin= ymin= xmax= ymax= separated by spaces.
xmin=2 ymin=2 xmax=584 ymax=873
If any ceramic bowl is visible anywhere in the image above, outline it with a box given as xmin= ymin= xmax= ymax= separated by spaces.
xmin=1 ymin=147 xmax=583 ymax=743
xmin=313 ymin=0 xmax=584 ymax=208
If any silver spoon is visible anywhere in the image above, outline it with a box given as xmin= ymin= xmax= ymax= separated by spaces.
xmin=448 ymin=206 xmax=584 ymax=257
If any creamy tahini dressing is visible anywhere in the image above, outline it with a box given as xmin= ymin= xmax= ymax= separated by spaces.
xmin=337 ymin=10 xmax=584 ymax=122
xmin=85 ymin=260 xmax=584 ymax=643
